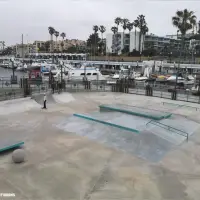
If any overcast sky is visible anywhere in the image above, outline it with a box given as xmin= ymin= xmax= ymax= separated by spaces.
xmin=0 ymin=0 xmax=199 ymax=45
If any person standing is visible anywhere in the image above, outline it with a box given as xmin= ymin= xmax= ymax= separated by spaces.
xmin=42 ymin=93 xmax=47 ymax=109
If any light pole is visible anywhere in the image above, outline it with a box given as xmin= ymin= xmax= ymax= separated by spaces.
xmin=169 ymin=52 xmax=172 ymax=63
xmin=194 ymin=51 xmax=196 ymax=63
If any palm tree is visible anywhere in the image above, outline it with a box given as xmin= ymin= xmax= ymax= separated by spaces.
xmin=115 ymin=17 xmax=122 ymax=31
xmin=172 ymin=9 xmax=196 ymax=55
xmin=111 ymin=26 xmax=118 ymax=53
xmin=60 ymin=32 xmax=66 ymax=52
xmin=172 ymin=9 xmax=196 ymax=89
xmin=141 ymin=25 xmax=149 ymax=52
xmin=48 ymin=26 xmax=55 ymax=53
xmin=127 ymin=22 xmax=133 ymax=38
xmin=133 ymin=20 xmax=139 ymax=50
xmin=135 ymin=15 xmax=147 ymax=53
xmin=54 ymin=31 xmax=59 ymax=52
xmin=60 ymin=32 xmax=66 ymax=40
xmin=198 ymin=21 xmax=200 ymax=34
xmin=99 ymin=25 xmax=106 ymax=55
xmin=99 ymin=25 xmax=106 ymax=41
xmin=54 ymin=31 xmax=59 ymax=41
xmin=121 ymin=18 xmax=129 ymax=50
xmin=111 ymin=26 xmax=118 ymax=34
xmin=93 ymin=25 xmax=99 ymax=56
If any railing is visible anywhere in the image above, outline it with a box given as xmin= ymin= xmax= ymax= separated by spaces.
xmin=0 ymin=89 xmax=24 ymax=101
xmin=146 ymin=120 xmax=189 ymax=141
xmin=162 ymin=102 xmax=200 ymax=111
xmin=0 ymin=77 xmax=200 ymax=107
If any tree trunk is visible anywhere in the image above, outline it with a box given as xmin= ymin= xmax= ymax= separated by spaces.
xmin=94 ymin=33 xmax=96 ymax=58
xmin=51 ymin=35 xmax=53 ymax=53
xmin=123 ymin=30 xmax=125 ymax=52
xmin=142 ymin=34 xmax=145 ymax=52
xmin=139 ymin=31 xmax=142 ymax=53
xmin=129 ymin=31 xmax=131 ymax=52
xmin=135 ymin=27 xmax=136 ymax=50
xmin=101 ymin=33 xmax=103 ymax=55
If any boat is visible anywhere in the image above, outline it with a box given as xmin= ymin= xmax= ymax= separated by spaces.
xmin=67 ymin=67 xmax=105 ymax=81
xmin=191 ymin=84 xmax=200 ymax=95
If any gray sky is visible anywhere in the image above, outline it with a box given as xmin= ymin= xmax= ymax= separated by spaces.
xmin=0 ymin=0 xmax=199 ymax=45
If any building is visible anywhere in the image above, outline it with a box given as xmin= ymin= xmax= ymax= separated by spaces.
xmin=106 ymin=32 xmax=143 ymax=54
xmin=12 ymin=44 xmax=37 ymax=57
xmin=106 ymin=32 xmax=200 ymax=55
xmin=33 ymin=41 xmax=46 ymax=52
xmin=32 ymin=39 xmax=86 ymax=53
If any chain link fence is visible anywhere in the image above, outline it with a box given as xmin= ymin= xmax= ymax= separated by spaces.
xmin=0 ymin=76 xmax=200 ymax=105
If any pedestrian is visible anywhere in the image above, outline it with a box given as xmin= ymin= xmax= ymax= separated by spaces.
xmin=52 ymin=81 xmax=55 ymax=94
xmin=42 ymin=93 xmax=47 ymax=109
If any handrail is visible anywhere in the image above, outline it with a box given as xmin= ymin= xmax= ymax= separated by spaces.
xmin=162 ymin=102 xmax=200 ymax=111
xmin=146 ymin=120 xmax=189 ymax=141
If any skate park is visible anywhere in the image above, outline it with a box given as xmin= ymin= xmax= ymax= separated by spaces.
xmin=0 ymin=91 xmax=200 ymax=199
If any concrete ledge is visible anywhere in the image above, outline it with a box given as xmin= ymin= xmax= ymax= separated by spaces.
xmin=99 ymin=104 xmax=172 ymax=120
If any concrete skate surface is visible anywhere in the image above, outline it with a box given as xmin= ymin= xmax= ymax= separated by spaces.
xmin=0 ymin=92 xmax=200 ymax=200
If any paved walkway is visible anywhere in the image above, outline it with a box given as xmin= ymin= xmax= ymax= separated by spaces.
xmin=0 ymin=92 xmax=200 ymax=200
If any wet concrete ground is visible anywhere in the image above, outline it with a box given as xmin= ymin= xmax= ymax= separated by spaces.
xmin=0 ymin=92 xmax=200 ymax=200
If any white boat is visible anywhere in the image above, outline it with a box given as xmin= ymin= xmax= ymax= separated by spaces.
xmin=167 ymin=76 xmax=184 ymax=81
xmin=191 ymin=84 xmax=200 ymax=95
xmin=42 ymin=64 xmax=62 ymax=82
xmin=68 ymin=67 xmax=105 ymax=81
xmin=135 ymin=77 xmax=148 ymax=81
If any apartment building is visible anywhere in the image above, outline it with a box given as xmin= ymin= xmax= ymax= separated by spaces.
xmin=106 ymin=31 xmax=142 ymax=54
xmin=32 ymin=39 xmax=86 ymax=53
xmin=13 ymin=43 xmax=37 ymax=57
xmin=106 ymin=32 xmax=200 ymax=55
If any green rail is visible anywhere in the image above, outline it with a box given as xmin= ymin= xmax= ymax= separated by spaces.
xmin=99 ymin=105 xmax=172 ymax=120
xmin=73 ymin=113 xmax=140 ymax=134
xmin=146 ymin=120 xmax=188 ymax=140
xmin=0 ymin=141 xmax=24 ymax=153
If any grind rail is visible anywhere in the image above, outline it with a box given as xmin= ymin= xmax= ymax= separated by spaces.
xmin=146 ymin=120 xmax=189 ymax=141
xmin=162 ymin=102 xmax=200 ymax=111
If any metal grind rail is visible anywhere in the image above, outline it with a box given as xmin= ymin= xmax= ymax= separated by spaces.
xmin=146 ymin=120 xmax=189 ymax=141
xmin=162 ymin=102 xmax=200 ymax=111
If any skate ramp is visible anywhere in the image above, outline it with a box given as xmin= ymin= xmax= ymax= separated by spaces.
xmin=146 ymin=121 xmax=188 ymax=145
xmin=56 ymin=116 xmax=174 ymax=162
xmin=161 ymin=116 xmax=199 ymax=136
xmin=0 ymin=98 xmax=40 ymax=115
xmin=162 ymin=101 xmax=200 ymax=115
xmin=100 ymin=104 xmax=172 ymax=120
xmin=74 ymin=111 xmax=149 ymax=132
xmin=74 ymin=113 xmax=140 ymax=133
xmin=53 ymin=93 xmax=75 ymax=104
xmin=32 ymin=93 xmax=56 ymax=106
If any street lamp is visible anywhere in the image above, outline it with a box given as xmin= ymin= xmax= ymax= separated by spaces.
xmin=169 ymin=52 xmax=172 ymax=63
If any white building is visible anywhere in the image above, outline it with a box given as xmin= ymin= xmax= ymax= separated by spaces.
xmin=13 ymin=44 xmax=37 ymax=57
xmin=106 ymin=31 xmax=144 ymax=54
xmin=106 ymin=31 xmax=200 ymax=55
